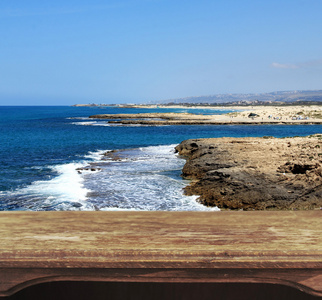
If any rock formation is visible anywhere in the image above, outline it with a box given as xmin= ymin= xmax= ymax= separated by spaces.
xmin=175 ymin=135 xmax=322 ymax=210
xmin=88 ymin=108 xmax=322 ymax=125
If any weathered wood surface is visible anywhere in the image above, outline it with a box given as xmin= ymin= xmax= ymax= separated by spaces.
xmin=0 ymin=211 xmax=321 ymax=297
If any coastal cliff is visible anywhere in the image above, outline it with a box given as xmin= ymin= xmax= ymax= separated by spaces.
xmin=175 ymin=135 xmax=322 ymax=210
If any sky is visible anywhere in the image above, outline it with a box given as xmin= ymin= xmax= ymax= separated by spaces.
xmin=0 ymin=0 xmax=322 ymax=105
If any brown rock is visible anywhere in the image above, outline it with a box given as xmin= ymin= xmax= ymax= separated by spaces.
xmin=175 ymin=135 xmax=322 ymax=210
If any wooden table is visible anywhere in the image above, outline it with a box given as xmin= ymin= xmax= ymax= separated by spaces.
xmin=0 ymin=211 xmax=321 ymax=298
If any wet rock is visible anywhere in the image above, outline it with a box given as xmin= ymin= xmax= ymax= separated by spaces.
xmin=76 ymin=167 xmax=102 ymax=174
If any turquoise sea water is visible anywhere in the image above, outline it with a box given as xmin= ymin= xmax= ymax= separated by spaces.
xmin=0 ymin=106 xmax=321 ymax=211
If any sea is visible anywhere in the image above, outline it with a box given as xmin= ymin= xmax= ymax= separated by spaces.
xmin=1 ymin=106 xmax=321 ymax=211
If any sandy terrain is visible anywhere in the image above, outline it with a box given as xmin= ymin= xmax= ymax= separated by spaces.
xmin=90 ymin=105 xmax=322 ymax=125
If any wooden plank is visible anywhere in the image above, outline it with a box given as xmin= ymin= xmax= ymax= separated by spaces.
xmin=0 ymin=211 xmax=321 ymax=297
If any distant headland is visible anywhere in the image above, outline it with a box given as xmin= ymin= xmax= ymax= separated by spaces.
xmin=88 ymin=105 xmax=322 ymax=125
xmin=73 ymin=89 xmax=322 ymax=107
xmin=74 ymin=89 xmax=322 ymax=125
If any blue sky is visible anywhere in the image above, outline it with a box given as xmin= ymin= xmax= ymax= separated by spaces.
xmin=1 ymin=0 xmax=322 ymax=105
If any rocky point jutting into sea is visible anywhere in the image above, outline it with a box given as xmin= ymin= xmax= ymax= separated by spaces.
xmin=175 ymin=135 xmax=322 ymax=210
xmin=88 ymin=105 xmax=322 ymax=125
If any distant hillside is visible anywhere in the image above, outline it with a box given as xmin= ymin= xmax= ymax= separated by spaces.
xmin=153 ymin=90 xmax=322 ymax=105
xmin=73 ymin=90 xmax=322 ymax=107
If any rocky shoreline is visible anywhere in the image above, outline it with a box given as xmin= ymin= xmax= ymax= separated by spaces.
xmin=175 ymin=135 xmax=322 ymax=210
xmin=89 ymin=105 xmax=322 ymax=125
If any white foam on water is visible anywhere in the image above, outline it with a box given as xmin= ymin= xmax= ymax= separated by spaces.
xmin=1 ymin=146 xmax=220 ymax=212
xmin=71 ymin=121 xmax=168 ymax=127
xmin=82 ymin=145 xmax=220 ymax=211
xmin=45 ymin=163 xmax=91 ymax=200
xmin=2 ymin=162 xmax=94 ymax=210
xmin=84 ymin=150 xmax=108 ymax=160
xmin=71 ymin=121 xmax=106 ymax=126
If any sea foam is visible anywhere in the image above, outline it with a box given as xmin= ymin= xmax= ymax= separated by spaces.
xmin=81 ymin=145 xmax=220 ymax=211
xmin=1 ymin=162 xmax=94 ymax=211
xmin=1 ymin=145 xmax=219 ymax=211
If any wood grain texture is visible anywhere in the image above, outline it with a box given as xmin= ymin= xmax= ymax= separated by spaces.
xmin=0 ymin=211 xmax=321 ymax=296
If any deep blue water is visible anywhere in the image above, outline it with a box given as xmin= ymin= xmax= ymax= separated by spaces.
xmin=0 ymin=106 xmax=321 ymax=211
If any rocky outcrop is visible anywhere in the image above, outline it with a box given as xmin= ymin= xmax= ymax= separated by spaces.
xmin=89 ymin=110 xmax=322 ymax=125
xmin=175 ymin=135 xmax=322 ymax=210
xmin=76 ymin=167 xmax=102 ymax=174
